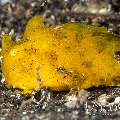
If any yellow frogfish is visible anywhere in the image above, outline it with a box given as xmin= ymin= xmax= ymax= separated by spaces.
xmin=1 ymin=16 xmax=120 ymax=93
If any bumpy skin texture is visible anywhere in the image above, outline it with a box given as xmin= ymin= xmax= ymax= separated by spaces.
xmin=2 ymin=16 xmax=120 ymax=93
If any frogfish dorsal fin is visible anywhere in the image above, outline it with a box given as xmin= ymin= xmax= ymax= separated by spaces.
xmin=24 ymin=16 xmax=46 ymax=38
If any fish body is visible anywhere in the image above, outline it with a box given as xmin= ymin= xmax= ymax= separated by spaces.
xmin=2 ymin=16 xmax=120 ymax=93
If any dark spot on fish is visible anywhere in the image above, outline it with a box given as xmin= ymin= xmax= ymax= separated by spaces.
xmin=53 ymin=31 xmax=63 ymax=40
xmin=65 ymin=46 xmax=71 ymax=50
xmin=46 ymin=51 xmax=58 ymax=66
xmin=96 ymin=41 xmax=106 ymax=53
xmin=24 ymin=48 xmax=37 ymax=55
xmin=75 ymin=33 xmax=83 ymax=43
xmin=113 ymin=76 xmax=120 ymax=85
xmin=63 ymin=34 xmax=67 ymax=38
xmin=79 ymin=51 xmax=85 ymax=57
xmin=18 ymin=58 xmax=21 ymax=61
xmin=24 ymin=37 xmax=29 ymax=42
xmin=24 ymin=48 xmax=27 ymax=51
xmin=56 ymin=66 xmax=66 ymax=73
xmin=56 ymin=66 xmax=72 ymax=78
xmin=30 ymin=63 xmax=32 ymax=66
xmin=48 ymin=51 xmax=58 ymax=61
xmin=72 ymin=72 xmax=85 ymax=82
xmin=82 ymin=61 xmax=92 ymax=68
xmin=99 ymin=78 xmax=107 ymax=85
xmin=92 ymin=30 xmax=105 ymax=37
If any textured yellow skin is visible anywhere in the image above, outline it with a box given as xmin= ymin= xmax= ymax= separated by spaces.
xmin=2 ymin=16 xmax=120 ymax=93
